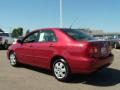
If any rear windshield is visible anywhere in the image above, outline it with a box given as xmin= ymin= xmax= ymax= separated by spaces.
xmin=61 ymin=29 xmax=95 ymax=40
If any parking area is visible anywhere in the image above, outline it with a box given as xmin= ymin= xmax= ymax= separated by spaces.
xmin=0 ymin=49 xmax=120 ymax=90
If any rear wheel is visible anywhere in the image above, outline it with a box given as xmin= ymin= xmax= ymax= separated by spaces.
xmin=9 ymin=52 xmax=19 ymax=67
xmin=52 ymin=58 xmax=71 ymax=82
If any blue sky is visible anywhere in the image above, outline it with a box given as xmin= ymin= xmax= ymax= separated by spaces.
xmin=0 ymin=0 xmax=120 ymax=33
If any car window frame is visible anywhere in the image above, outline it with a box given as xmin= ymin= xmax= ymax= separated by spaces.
xmin=22 ymin=31 xmax=40 ymax=43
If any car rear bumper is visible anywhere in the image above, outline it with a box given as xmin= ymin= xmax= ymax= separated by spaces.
xmin=70 ymin=54 xmax=114 ymax=74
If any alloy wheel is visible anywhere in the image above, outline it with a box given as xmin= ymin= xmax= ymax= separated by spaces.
xmin=53 ymin=59 xmax=70 ymax=81
xmin=10 ymin=52 xmax=17 ymax=66
xmin=54 ymin=61 xmax=67 ymax=79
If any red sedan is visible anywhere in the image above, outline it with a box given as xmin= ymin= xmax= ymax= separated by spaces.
xmin=7 ymin=28 xmax=114 ymax=81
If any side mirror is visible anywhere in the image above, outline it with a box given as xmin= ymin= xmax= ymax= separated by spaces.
xmin=17 ymin=39 xmax=22 ymax=44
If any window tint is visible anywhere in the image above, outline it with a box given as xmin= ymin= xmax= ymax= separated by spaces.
xmin=38 ymin=30 xmax=57 ymax=42
xmin=23 ymin=31 xmax=40 ymax=43
xmin=61 ymin=29 xmax=95 ymax=40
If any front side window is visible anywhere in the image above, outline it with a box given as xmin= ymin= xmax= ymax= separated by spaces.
xmin=23 ymin=31 xmax=40 ymax=43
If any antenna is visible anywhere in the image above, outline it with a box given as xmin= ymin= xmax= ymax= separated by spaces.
xmin=69 ymin=17 xmax=79 ymax=29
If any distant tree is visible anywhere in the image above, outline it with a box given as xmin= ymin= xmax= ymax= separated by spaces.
xmin=11 ymin=28 xmax=18 ymax=38
xmin=25 ymin=29 xmax=30 ymax=35
xmin=11 ymin=27 xmax=23 ymax=38
xmin=17 ymin=27 xmax=23 ymax=36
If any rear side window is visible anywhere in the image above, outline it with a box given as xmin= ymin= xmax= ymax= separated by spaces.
xmin=38 ymin=30 xmax=57 ymax=42
xmin=61 ymin=29 xmax=95 ymax=40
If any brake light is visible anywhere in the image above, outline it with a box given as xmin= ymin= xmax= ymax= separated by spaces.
xmin=87 ymin=45 xmax=101 ymax=58
xmin=89 ymin=47 xmax=98 ymax=54
xmin=87 ymin=46 xmax=100 ymax=58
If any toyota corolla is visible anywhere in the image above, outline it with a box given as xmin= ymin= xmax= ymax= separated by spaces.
xmin=7 ymin=28 xmax=114 ymax=81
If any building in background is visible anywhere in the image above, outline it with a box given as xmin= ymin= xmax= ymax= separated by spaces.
xmin=80 ymin=28 xmax=120 ymax=36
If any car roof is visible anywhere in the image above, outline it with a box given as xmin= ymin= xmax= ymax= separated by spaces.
xmin=32 ymin=28 xmax=80 ymax=32
xmin=28 ymin=28 xmax=84 ymax=35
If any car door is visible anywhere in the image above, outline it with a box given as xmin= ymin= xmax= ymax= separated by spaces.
xmin=15 ymin=31 xmax=40 ymax=65
xmin=32 ymin=30 xmax=57 ymax=69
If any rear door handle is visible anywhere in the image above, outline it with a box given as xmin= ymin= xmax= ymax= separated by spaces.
xmin=49 ymin=44 xmax=54 ymax=47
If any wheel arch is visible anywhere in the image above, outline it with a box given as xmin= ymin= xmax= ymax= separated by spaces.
xmin=8 ymin=50 xmax=15 ymax=59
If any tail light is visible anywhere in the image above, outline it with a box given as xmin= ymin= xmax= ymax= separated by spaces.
xmin=87 ymin=46 xmax=100 ymax=58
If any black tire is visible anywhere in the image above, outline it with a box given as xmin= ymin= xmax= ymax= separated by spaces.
xmin=4 ymin=42 xmax=9 ymax=49
xmin=52 ymin=58 xmax=71 ymax=82
xmin=9 ymin=52 xmax=19 ymax=67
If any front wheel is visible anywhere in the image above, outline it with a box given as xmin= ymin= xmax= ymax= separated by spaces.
xmin=52 ymin=59 xmax=71 ymax=82
xmin=9 ymin=52 xmax=19 ymax=67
